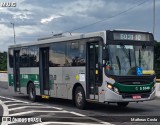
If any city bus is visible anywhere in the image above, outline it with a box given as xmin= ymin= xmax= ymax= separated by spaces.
xmin=8 ymin=30 xmax=156 ymax=109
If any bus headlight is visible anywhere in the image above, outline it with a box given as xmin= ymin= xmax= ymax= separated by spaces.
xmin=107 ymin=84 xmax=113 ymax=89
xmin=107 ymin=83 xmax=119 ymax=94
xmin=113 ymin=87 xmax=119 ymax=94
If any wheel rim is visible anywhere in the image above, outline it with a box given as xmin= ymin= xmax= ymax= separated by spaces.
xmin=30 ymin=88 xmax=34 ymax=99
xmin=76 ymin=91 xmax=83 ymax=106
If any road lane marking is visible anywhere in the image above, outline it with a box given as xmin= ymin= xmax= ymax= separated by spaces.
xmin=3 ymin=100 xmax=28 ymax=104
xmin=9 ymin=105 xmax=62 ymax=111
xmin=0 ymin=100 xmax=9 ymax=125
xmin=0 ymin=96 xmax=63 ymax=110
xmin=69 ymin=111 xmax=111 ymax=125
xmin=7 ymin=103 xmax=43 ymax=107
xmin=10 ymin=110 xmax=68 ymax=116
xmin=0 ymin=95 xmax=113 ymax=125
xmin=0 ymin=95 xmax=29 ymax=103
xmin=0 ymin=100 xmax=9 ymax=116
xmin=70 ymin=111 xmax=86 ymax=116
xmin=9 ymin=106 xmax=46 ymax=111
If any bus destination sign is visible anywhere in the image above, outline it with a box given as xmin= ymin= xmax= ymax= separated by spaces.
xmin=113 ymin=32 xmax=151 ymax=41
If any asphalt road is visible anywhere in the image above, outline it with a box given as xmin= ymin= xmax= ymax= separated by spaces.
xmin=0 ymin=81 xmax=160 ymax=125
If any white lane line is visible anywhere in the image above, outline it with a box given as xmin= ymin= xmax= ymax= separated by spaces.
xmin=7 ymin=104 xmax=62 ymax=110
xmin=70 ymin=111 xmax=86 ymax=117
xmin=0 ymin=96 xmax=63 ymax=110
xmin=7 ymin=103 xmax=25 ymax=107
xmin=0 ymin=96 xmax=29 ymax=103
xmin=0 ymin=100 xmax=9 ymax=116
xmin=3 ymin=101 xmax=28 ymax=104
xmin=0 ymin=100 xmax=9 ymax=125
xmin=0 ymin=96 xmax=62 ymax=110
xmin=69 ymin=111 xmax=112 ymax=125
xmin=9 ymin=106 xmax=62 ymax=111
xmin=33 ymin=122 xmax=104 ymax=125
xmin=10 ymin=110 xmax=68 ymax=116
xmin=7 ymin=103 xmax=43 ymax=107
xmin=0 ymin=96 xmax=112 ymax=125
xmin=9 ymin=106 xmax=42 ymax=111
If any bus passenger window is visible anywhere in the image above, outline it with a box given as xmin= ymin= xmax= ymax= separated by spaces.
xmin=29 ymin=46 xmax=39 ymax=67
xmin=66 ymin=41 xmax=86 ymax=66
xmin=49 ymin=42 xmax=66 ymax=67
xmin=20 ymin=48 xmax=29 ymax=67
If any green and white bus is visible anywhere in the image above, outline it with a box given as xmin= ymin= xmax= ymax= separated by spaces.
xmin=8 ymin=30 xmax=156 ymax=109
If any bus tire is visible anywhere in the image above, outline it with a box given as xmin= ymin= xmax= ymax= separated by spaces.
xmin=117 ymin=102 xmax=129 ymax=107
xmin=75 ymin=86 xmax=86 ymax=109
xmin=28 ymin=83 xmax=37 ymax=102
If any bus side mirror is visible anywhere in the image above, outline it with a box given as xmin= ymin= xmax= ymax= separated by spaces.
xmin=102 ymin=49 xmax=108 ymax=60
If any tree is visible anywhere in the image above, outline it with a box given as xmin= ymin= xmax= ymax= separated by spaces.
xmin=0 ymin=51 xmax=7 ymax=71
xmin=154 ymin=41 xmax=160 ymax=78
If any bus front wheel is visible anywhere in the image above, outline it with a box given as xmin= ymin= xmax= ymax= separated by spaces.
xmin=28 ymin=83 xmax=36 ymax=102
xmin=117 ymin=102 xmax=129 ymax=107
xmin=75 ymin=86 xmax=86 ymax=109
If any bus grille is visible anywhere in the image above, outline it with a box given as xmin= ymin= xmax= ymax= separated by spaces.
xmin=119 ymin=80 xmax=150 ymax=85
xmin=121 ymin=92 xmax=151 ymax=99
xmin=112 ymin=75 xmax=155 ymax=85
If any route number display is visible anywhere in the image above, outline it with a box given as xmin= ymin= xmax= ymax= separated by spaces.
xmin=113 ymin=32 xmax=151 ymax=41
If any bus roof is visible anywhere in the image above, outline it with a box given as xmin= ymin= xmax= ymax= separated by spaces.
xmin=8 ymin=29 xmax=153 ymax=49
xmin=8 ymin=31 xmax=106 ymax=49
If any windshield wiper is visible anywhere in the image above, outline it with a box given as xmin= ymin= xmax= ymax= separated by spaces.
xmin=116 ymin=56 xmax=121 ymax=75
xmin=139 ymin=49 xmax=141 ymax=67
xmin=120 ymin=43 xmax=131 ymax=67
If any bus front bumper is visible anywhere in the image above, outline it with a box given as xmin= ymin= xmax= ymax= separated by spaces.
xmin=104 ymin=88 xmax=156 ymax=102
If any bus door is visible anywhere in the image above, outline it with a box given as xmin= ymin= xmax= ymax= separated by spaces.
xmin=87 ymin=42 xmax=102 ymax=100
xmin=39 ymin=47 xmax=50 ymax=95
xmin=13 ymin=50 xmax=20 ymax=92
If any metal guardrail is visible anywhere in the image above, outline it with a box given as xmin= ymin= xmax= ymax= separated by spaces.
xmin=156 ymin=79 xmax=160 ymax=82
xmin=0 ymin=72 xmax=8 ymax=82
xmin=0 ymin=71 xmax=7 ymax=73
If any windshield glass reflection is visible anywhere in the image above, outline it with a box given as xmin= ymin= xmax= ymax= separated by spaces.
xmin=105 ymin=45 xmax=154 ymax=76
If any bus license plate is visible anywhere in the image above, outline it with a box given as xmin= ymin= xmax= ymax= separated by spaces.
xmin=132 ymin=95 xmax=141 ymax=99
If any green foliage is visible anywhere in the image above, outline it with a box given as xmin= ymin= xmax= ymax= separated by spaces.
xmin=154 ymin=41 xmax=160 ymax=78
xmin=0 ymin=51 xmax=7 ymax=71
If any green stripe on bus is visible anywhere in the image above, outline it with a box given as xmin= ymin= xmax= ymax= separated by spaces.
xmin=114 ymin=82 xmax=155 ymax=93
xmin=8 ymin=74 xmax=53 ymax=89
xmin=8 ymin=74 xmax=40 ymax=87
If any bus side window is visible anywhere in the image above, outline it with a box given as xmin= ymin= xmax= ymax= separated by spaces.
xmin=66 ymin=41 xmax=86 ymax=66
xmin=49 ymin=42 xmax=66 ymax=67
xmin=29 ymin=46 xmax=39 ymax=67
xmin=20 ymin=48 xmax=29 ymax=67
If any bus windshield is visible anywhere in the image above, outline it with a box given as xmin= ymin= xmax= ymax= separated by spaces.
xmin=105 ymin=44 xmax=154 ymax=76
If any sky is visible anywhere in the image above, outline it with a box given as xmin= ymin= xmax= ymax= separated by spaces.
xmin=0 ymin=0 xmax=160 ymax=51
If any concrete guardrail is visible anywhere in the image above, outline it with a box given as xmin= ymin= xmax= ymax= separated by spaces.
xmin=0 ymin=71 xmax=8 ymax=82
xmin=156 ymin=79 xmax=160 ymax=97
